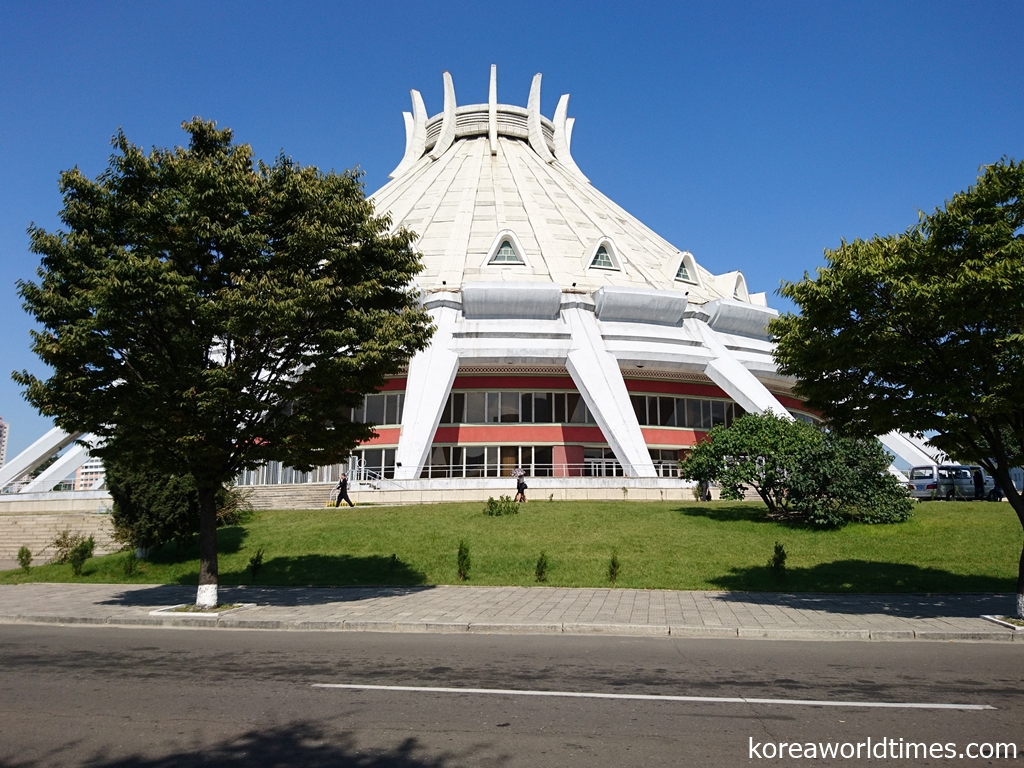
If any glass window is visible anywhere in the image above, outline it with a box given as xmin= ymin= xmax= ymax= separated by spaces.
xmin=486 ymin=392 xmax=501 ymax=423
xmin=675 ymin=261 xmax=691 ymax=282
xmin=909 ymin=467 xmax=934 ymax=480
xmin=711 ymin=400 xmax=727 ymax=426
xmin=659 ymin=397 xmax=675 ymax=427
xmin=675 ymin=398 xmax=688 ymax=428
xmin=384 ymin=394 xmax=399 ymax=425
xmin=465 ymin=446 xmax=485 ymax=478
xmin=500 ymin=446 xmax=519 ymax=476
xmin=486 ymin=447 xmax=499 ymax=477
xmin=591 ymin=245 xmax=614 ymax=268
xmin=449 ymin=447 xmax=464 ymax=478
xmin=534 ymin=446 xmax=553 ymax=477
xmin=466 ymin=392 xmax=486 ymax=423
xmin=449 ymin=392 xmax=465 ymax=424
xmin=568 ymin=393 xmax=586 ymax=423
xmin=491 ymin=240 xmax=521 ymax=263
xmin=533 ymin=392 xmax=551 ymax=423
xmin=631 ymin=395 xmax=648 ymax=426
xmin=365 ymin=394 xmax=385 ymax=425
xmin=520 ymin=446 xmax=533 ymax=470
xmin=521 ymin=393 xmax=533 ymax=423
xmin=553 ymin=393 xmax=567 ymax=423
xmin=500 ymin=392 xmax=520 ymax=423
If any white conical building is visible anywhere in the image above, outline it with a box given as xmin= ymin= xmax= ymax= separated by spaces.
xmin=352 ymin=66 xmax=811 ymax=484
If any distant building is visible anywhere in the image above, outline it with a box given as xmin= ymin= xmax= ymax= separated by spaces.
xmin=0 ymin=416 xmax=8 ymax=468
xmin=73 ymin=456 xmax=105 ymax=490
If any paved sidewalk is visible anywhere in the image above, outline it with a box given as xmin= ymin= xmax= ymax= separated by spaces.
xmin=0 ymin=583 xmax=1021 ymax=641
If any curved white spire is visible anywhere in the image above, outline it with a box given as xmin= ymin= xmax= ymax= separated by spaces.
xmin=389 ymin=89 xmax=428 ymax=179
xmin=553 ymin=94 xmax=588 ymax=182
xmin=488 ymin=65 xmax=498 ymax=156
xmin=527 ymin=73 xmax=555 ymax=163
xmin=429 ymin=71 xmax=458 ymax=161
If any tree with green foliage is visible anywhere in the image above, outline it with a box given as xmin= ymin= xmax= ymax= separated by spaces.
xmin=678 ymin=412 xmax=912 ymax=527
xmin=105 ymin=459 xmax=250 ymax=553
xmin=771 ymin=159 xmax=1024 ymax=614
xmin=14 ymin=119 xmax=433 ymax=608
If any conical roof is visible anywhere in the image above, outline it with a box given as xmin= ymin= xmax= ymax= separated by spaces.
xmin=371 ymin=67 xmax=761 ymax=306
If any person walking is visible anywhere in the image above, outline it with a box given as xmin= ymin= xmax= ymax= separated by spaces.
xmin=334 ymin=473 xmax=355 ymax=507
xmin=515 ymin=476 xmax=528 ymax=503
xmin=973 ymin=469 xmax=985 ymax=500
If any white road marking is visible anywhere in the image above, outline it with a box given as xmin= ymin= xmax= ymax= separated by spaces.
xmin=311 ymin=683 xmax=994 ymax=710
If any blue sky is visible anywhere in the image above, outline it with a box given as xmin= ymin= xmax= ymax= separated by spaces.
xmin=1 ymin=0 xmax=1021 ymax=457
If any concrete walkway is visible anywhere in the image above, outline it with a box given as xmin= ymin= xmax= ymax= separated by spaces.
xmin=0 ymin=583 xmax=1021 ymax=641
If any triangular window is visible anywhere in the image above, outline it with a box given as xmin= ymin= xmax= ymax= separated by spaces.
xmin=490 ymin=240 xmax=521 ymax=264
xmin=591 ymin=246 xmax=614 ymax=269
xmin=675 ymin=262 xmax=691 ymax=281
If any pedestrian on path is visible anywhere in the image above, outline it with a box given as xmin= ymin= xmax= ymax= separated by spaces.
xmin=334 ymin=473 xmax=355 ymax=507
xmin=515 ymin=476 xmax=528 ymax=503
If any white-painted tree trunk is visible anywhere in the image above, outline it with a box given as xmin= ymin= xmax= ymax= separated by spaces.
xmin=1017 ymin=592 xmax=1024 ymax=621
xmin=196 ymin=584 xmax=218 ymax=610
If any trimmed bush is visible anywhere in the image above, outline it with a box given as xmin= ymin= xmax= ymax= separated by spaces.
xmin=535 ymin=551 xmax=549 ymax=583
xmin=457 ymin=540 xmax=471 ymax=581
xmin=68 ymin=536 xmax=95 ymax=576
xmin=17 ymin=546 xmax=32 ymax=572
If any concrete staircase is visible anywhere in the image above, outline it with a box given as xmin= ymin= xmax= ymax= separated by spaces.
xmin=0 ymin=513 xmax=118 ymax=564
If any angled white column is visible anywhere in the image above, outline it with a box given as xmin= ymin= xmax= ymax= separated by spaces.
xmin=0 ymin=426 xmax=84 ymax=490
xmin=563 ymin=306 xmax=657 ymax=477
xmin=879 ymin=431 xmax=940 ymax=467
xmin=20 ymin=436 xmax=97 ymax=493
xmin=692 ymin=321 xmax=793 ymax=419
xmin=393 ymin=302 xmax=460 ymax=480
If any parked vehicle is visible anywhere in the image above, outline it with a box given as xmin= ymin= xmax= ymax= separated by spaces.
xmin=907 ymin=464 xmax=1000 ymax=501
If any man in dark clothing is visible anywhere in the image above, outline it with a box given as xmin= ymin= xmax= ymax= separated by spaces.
xmin=334 ymin=473 xmax=354 ymax=507
xmin=973 ymin=469 xmax=985 ymax=500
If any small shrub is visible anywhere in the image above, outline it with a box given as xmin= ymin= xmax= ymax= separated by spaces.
xmin=548 ymin=493 xmax=554 ymax=502
xmin=621 ymin=486 xmax=628 ymax=500
xmin=218 ymin=486 xmax=255 ymax=526
xmin=535 ymin=551 xmax=549 ymax=583
xmin=484 ymin=495 xmax=518 ymax=516
xmin=17 ymin=546 xmax=32 ymax=572
xmin=769 ymin=541 xmax=787 ymax=581
xmin=248 ymin=547 xmax=265 ymax=582
xmin=49 ymin=528 xmax=87 ymax=565
xmin=608 ymin=551 xmax=620 ymax=584
xmin=123 ymin=550 xmax=138 ymax=577
xmin=68 ymin=535 xmax=95 ymax=576
xmin=457 ymin=540 xmax=471 ymax=581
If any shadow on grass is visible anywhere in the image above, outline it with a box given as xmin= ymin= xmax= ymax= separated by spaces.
xmin=220 ymin=554 xmax=430 ymax=588
xmin=98 ymin=554 xmax=431 ymax=607
xmin=712 ymin=559 xmax=1013 ymax=600
xmin=677 ymin=503 xmax=772 ymax=524
xmin=3 ymin=720 xmax=481 ymax=768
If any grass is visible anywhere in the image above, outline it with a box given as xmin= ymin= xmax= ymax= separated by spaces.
xmin=1 ymin=499 xmax=1020 ymax=593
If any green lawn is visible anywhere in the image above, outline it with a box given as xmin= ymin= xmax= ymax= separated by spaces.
xmin=3 ymin=500 xmax=1021 ymax=592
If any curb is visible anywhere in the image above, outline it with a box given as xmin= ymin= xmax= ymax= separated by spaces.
xmin=0 ymin=613 xmax=1018 ymax=642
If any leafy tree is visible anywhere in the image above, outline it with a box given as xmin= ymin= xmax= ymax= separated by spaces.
xmin=105 ymin=459 xmax=250 ymax=553
xmin=771 ymin=159 xmax=1024 ymax=614
xmin=678 ymin=412 xmax=912 ymax=527
xmin=15 ymin=119 xmax=433 ymax=608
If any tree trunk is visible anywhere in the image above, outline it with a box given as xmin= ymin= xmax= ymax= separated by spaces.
xmin=196 ymin=484 xmax=219 ymax=609
xmin=989 ymin=466 xmax=1024 ymax=619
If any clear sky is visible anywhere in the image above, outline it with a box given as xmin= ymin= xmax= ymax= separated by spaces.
xmin=1 ymin=0 xmax=1021 ymax=458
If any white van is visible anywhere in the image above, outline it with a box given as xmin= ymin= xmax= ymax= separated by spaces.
xmin=907 ymin=464 xmax=999 ymax=501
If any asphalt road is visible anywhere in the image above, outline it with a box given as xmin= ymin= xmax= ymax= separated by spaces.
xmin=0 ymin=624 xmax=1021 ymax=767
